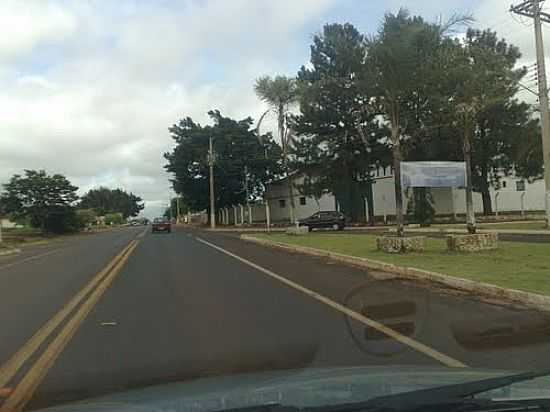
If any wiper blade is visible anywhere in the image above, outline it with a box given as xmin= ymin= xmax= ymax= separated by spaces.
xmin=224 ymin=369 xmax=550 ymax=412
xmin=220 ymin=398 xmax=550 ymax=412
xmin=362 ymin=369 xmax=550 ymax=411
xmin=219 ymin=370 xmax=550 ymax=412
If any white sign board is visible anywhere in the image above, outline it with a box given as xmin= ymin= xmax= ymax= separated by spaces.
xmin=401 ymin=161 xmax=466 ymax=188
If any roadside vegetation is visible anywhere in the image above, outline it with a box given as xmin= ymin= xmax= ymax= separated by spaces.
xmin=432 ymin=221 xmax=549 ymax=231
xmin=165 ymin=12 xmax=544 ymax=230
xmin=0 ymin=170 xmax=145 ymax=241
xmin=255 ymin=233 xmax=550 ymax=296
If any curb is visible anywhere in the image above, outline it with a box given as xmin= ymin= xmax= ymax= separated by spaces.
xmin=205 ymin=228 xmax=286 ymax=233
xmin=240 ymin=235 xmax=550 ymax=313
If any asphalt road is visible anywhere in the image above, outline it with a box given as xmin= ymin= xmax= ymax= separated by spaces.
xmin=2 ymin=226 xmax=550 ymax=411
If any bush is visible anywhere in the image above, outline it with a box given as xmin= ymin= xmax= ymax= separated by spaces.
xmin=76 ymin=209 xmax=97 ymax=228
xmin=104 ymin=212 xmax=124 ymax=225
xmin=43 ymin=207 xmax=79 ymax=234
xmin=406 ymin=187 xmax=435 ymax=227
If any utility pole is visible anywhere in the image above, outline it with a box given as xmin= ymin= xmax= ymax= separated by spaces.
xmin=511 ymin=0 xmax=550 ymax=227
xmin=208 ymin=136 xmax=216 ymax=229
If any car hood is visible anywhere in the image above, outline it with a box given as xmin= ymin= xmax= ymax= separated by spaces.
xmin=37 ymin=366 xmax=550 ymax=412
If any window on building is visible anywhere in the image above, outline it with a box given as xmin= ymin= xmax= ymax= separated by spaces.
xmin=299 ymin=197 xmax=306 ymax=205
xmin=279 ymin=199 xmax=286 ymax=208
xmin=501 ymin=181 xmax=507 ymax=189
xmin=516 ymin=180 xmax=526 ymax=191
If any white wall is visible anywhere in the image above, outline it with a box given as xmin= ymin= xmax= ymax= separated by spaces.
xmin=260 ymin=168 xmax=547 ymax=223
xmin=370 ymin=166 xmax=546 ymax=216
xmin=266 ymin=175 xmax=336 ymax=222
xmin=0 ymin=219 xmax=19 ymax=229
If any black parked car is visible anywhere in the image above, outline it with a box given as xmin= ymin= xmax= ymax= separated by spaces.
xmin=298 ymin=211 xmax=346 ymax=231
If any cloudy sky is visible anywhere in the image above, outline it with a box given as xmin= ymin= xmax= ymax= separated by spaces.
xmin=0 ymin=0 xmax=545 ymax=217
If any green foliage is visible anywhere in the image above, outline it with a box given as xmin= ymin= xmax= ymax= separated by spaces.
xmin=406 ymin=188 xmax=435 ymax=226
xmin=76 ymin=208 xmax=98 ymax=228
xmin=104 ymin=212 xmax=124 ymax=225
xmin=164 ymin=110 xmax=282 ymax=214
xmin=254 ymin=75 xmax=299 ymax=222
xmin=254 ymin=76 xmax=297 ymax=111
xmin=0 ymin=170 xmax=79 ymax=233
xmin=43 ymin=206 xmax=79 ymax=233
xmin=432 ymin=28 xmax=543 ymax=214
xmin=79 ymin=187 xmax=144 ymax=218
xmin=293 ymin=23 xmax=390 ymax=222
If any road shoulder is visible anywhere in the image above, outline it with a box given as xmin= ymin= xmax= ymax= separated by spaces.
xmin=241 ymin=234 xmax=550 ymax=313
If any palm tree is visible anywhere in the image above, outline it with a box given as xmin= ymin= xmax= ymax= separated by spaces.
xmin=254 ymin=75 xmax=298 ymax=223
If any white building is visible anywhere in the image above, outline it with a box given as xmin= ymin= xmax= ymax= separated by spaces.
xmin=258 ymin=167 xmax=546 ymax=223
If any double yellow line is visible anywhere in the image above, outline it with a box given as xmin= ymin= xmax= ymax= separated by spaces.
xmin=0 ymin=239 xmax=139 ymax=412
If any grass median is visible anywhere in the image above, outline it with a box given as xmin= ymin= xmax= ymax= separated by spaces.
xmin=432 ymin=221 xmax=549 ymax=231
xmin=253 ymin=233 xmax=550 ymax=296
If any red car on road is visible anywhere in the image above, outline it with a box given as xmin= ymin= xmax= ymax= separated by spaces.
xmin=152 ymin=217 xmax=172 ymax=234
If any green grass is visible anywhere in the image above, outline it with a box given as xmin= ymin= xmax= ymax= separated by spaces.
xmin=254 ymin=233 xmax=550 ymax=296
xmin=1 ymin=227 xmax=52 ymax=246
xmin=478 ymin=221 xmax=548 ymax=230
xmin=431 ymin=221 xmax=548 ymax=231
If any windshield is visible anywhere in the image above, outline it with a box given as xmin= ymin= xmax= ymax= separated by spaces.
xmin=1 ymin=1 xmax=550 ymax=411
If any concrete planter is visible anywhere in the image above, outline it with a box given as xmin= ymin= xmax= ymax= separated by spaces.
xmin=447 ymin=233 xmax=498 ymax=252
xmin=286 ymin=226 xmax=309 ymax=236
xmin=376 ymin=236 xmax=426 ymax=253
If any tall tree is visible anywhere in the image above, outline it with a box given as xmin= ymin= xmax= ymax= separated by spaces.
xmin=254 ymin=75 xmax=298 ymax=223
xmin=293 ymin=23 xmax=390 ymax=222
xmin=164 ymin=110 xmax=281 ymax=218
xmin=80 ymin=187 xmax=144 ymax=218
xmin=366 ymin=11 xmax=435 ymax=235
xmin=365 ymin=10 xmax=469 ymax=235
xmin=0 ymin=170 xmax=79 ymax=233
xmin=462 ymin=29 xmax=541 ymax=215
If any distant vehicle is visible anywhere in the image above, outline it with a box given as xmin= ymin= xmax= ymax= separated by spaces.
xmin=298 ymin=211 xmax=345 ymax=231
xmin=152 ymin=217 xmax=171 ymax=234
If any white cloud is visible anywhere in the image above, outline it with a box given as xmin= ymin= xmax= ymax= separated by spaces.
xmin=0 ymin=1 xmax=76 ymax=61
xmin=0 ymin=0 xmax=336 ymax=218
xmin=3 ymin=0 xmax=546 ymax=219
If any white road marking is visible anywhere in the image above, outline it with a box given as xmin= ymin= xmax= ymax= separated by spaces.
xmin=196 ymin=236 xmax=467 ymax=368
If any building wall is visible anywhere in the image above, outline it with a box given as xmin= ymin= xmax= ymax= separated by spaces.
xmin=0 ymin=219 xmax=19 ymax=229
xmin=263 ymin=175 xmax=337 ymax=222
xmin=259 ymin=168 xmax=547 ymax=224
xmin=371 ymin=165 xmax=545 ymax=216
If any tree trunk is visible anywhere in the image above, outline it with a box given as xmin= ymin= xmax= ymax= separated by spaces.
xmin=285 ymin=169 xmax=296 ymax=224
xmin=392 ymin=134 xmax=404 ymax=237
xmin=481 ymin=186 xmax=492 ymax=216
xmin=480 ymin=167 xmax=492 ymax=215
xmin=463 ymin=126 xmax=477 ymax=234
xmin=278 ymin=104 xmax=296 ymax=224
xmin=366 ymin=180 xmax=375 ymax=226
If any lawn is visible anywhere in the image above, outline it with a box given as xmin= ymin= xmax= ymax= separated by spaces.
xmin=254 ymin=233 xmax=550 ymax=296
xmin=431 ymin=221 xmax=548 ymax=231
xmin=478 ymin=221 xmax=548 ymax=231
xmin=1 ymin=227 xmax=52 ymax=246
